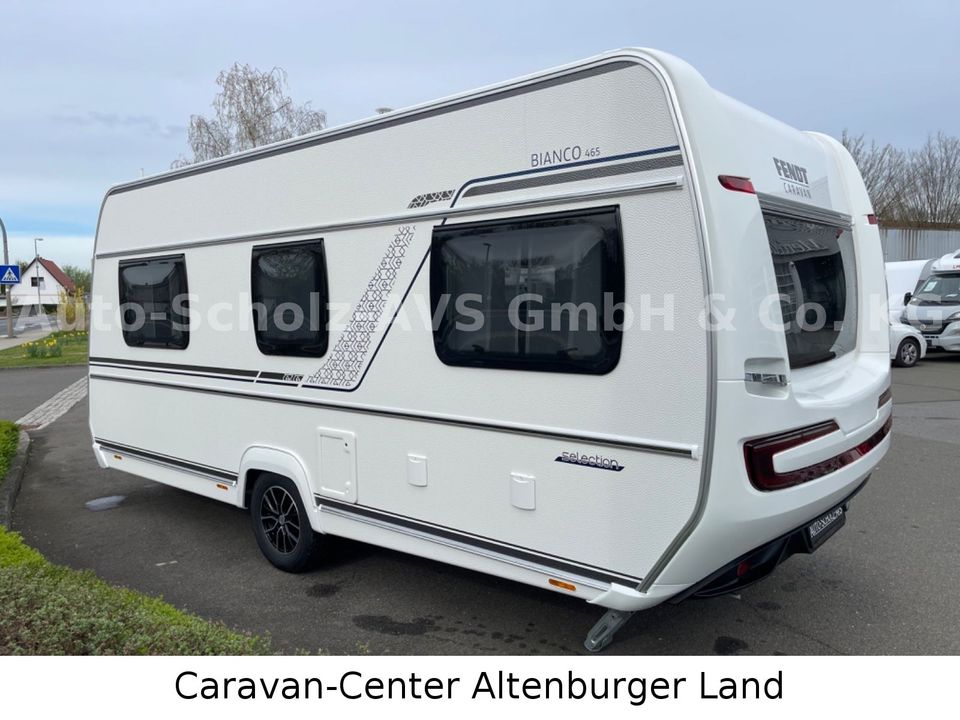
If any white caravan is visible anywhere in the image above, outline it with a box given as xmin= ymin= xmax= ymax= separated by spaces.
xmin=89 ymin=49 xmax=891 ymax=651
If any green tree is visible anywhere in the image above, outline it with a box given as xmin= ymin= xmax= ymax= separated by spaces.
xmin=61 ymin=264 xmax=92 ymax=292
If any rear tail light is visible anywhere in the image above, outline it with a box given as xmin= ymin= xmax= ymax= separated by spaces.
xmin=718 ymin=175 xmax=756 ymax=194
xmin=744 ymin=417 xmax=892 ymax=491
xmin=867 ymin=214 xmax=879 ymax=225
xmin=744 ymin=421 xmax=838 ymax=490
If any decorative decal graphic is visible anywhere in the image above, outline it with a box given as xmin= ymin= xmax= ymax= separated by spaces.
xmin=555 ymin=451 xmax=624 ymax=472
xmin=303 ymin=225 xmax=416 ymax=388
xmin=407 ymin=189 xmax=454 ymax=208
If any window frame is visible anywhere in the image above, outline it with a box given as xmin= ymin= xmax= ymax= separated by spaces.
xmin=430 ymin=205 xmax=625 ymax=375
xmin=118 ymin=253 xmax=190 ymax=350
xmin=250 ymin=237 xmax=330 ymax=358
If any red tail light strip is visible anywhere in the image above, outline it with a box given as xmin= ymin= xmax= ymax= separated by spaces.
xmin=744 ymin=416 xmax=893 ymax=491
xmin=718 ymin=175 xmax=756 ymax=194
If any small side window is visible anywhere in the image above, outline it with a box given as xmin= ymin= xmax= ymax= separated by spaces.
xmin=118 ymin=255 xmax=189 ymax=349
xmin=251 ymin=239 xmax=328 ymax=357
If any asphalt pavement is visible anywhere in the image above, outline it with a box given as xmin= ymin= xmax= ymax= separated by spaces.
xmin=9 ymin=354 xmax=960 ymax=654
xmin=0 ymin=366 xmax=87 ymax=422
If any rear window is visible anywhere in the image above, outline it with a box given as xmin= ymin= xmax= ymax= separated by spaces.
xmin=764 ymin=214 xmax=857 ymax=369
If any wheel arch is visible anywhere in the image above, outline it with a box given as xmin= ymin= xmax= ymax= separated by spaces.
xmin=238 ymin=446 xmax=320 ymax=530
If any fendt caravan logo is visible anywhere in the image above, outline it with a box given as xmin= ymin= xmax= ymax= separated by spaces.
xmin=555 ymin=451 xmax=624 ymax=472
xmin=773 ymin=157 xmax=812 ymax=198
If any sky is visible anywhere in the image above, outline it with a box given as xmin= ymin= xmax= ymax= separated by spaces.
xmin=1 ymin=0 xmax=958 ymax=269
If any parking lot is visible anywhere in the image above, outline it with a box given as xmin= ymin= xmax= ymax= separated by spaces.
xmin=7 ymin=354 xmax=960 ymax=655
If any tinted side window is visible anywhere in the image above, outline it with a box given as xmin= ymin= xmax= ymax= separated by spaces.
xmin=251 ymin=240 xmax=328 ymax=357
xmin=431 ymin=207 xmax=624 ymax=374
xmin=118 ymin=255 xmax=189 ymax=349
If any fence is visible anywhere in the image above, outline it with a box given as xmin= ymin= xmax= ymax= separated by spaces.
xmin=880 ymin=227 xmax=960 ymax=261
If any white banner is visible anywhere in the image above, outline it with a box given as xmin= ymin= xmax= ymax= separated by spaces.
xmin=0 ymin=655 xmax=956 ymax=717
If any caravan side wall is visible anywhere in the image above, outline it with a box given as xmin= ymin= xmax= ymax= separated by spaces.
xmin=89 ymin=56 xmax=710 ymax=603
xmin=89 ymin=49 xmax=891 ymax=612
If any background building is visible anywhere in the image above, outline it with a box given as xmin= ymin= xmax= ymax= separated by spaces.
xmin=7 ymin=257 xmax=77 ymax=307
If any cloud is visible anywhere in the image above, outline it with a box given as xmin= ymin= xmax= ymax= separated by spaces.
xmin=0 ymin=0 xmax=957 ymax=259
xmin=52 ymin=110 xmax=186 ymax=140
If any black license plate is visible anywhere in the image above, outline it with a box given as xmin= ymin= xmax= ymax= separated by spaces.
xmin=805 ymin=505 xmax=846 ymax=550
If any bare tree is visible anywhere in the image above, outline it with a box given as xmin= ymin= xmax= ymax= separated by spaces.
xmin=841 ymin=130 xmax=909 ymax=221
xmin=901 ymin=132 xmax=960 ymax=225
xmin=173 ymin=63 xmax=326 ymax=167
xmin=843 ymin=130 xmax=960 ymax=226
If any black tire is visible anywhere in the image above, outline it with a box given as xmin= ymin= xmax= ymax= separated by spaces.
xmin=250 ymin=472 xmax=319 ymax=572
xmin=893 ymin=338 xmax=921 ymax=368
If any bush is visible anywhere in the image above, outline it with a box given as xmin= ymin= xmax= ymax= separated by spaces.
xmin=23 ymin=337 xmax=62 ymax=359
xmin=58 ymin=286 xmax=87 ymax=329
xmin=0 ymin=528 xmax=44 ymax=567
xmin=0 ymin=421 xmax=18 ymax=482
xmin=18 ymin=332 xmax=87 ymax=360
xmin=0 ymin=528 xmax=270 ymax=655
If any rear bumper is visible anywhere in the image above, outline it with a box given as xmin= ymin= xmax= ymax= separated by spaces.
xmin=649 ymin=368 xmax=891 ymax=595
xmin=671 ymin=476 xmax=869 ymax=602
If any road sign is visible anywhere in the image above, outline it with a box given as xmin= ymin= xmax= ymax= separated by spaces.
xmin=0 ymin=265 xmax=21 ymax=285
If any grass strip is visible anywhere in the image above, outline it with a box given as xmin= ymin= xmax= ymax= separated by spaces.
xmin=0 ymin=331 xmax=89 ymax=369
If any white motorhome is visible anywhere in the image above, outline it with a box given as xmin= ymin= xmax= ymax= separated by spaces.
xmin=89 ymin=48 xmax=891 ymax=651
xmin=885 ymin=259 xmax=931 ymax=324
xmin=901 ymin=250 xmax=960 ymax=352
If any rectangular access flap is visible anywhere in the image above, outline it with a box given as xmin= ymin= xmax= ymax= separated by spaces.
xmin=316 ymin=428 xmax=357 ymax=503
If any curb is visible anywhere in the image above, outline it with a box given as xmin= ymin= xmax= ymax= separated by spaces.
xmin=0 ymin=364 xmax=89 ymax=372
xmin=0 ymin=430 xmax=31 ymax=528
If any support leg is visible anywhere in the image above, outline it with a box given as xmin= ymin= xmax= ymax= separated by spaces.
xmin=583 ymin=608 xmax=635 ymax=653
